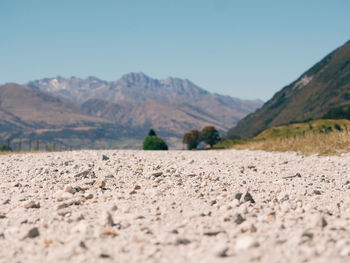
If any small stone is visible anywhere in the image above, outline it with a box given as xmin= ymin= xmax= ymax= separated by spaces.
xmin=55 ymin=190 xmax=73 ymax=201
xmin=56 ymin=198 xmax=81 ymax=210
xmin=64 ymin=185 xmax=76 ymax=194
xmin=110 ymin=205 xmax=118 ymax=212
xmin=105 ymin=174 xmax=115 ymax=179
xmin=267 ymin=212 xmax=276 ymax=221
xmin=301 ymin=232 xmax=314 ymax=240
xmin=57 ymin=209 xmax=71 ymax=217
xmin=84 ymin=193 xmax=94 ymax=200
xmin=234 ymin=213 xmax=246 ymax=224
xmin=99 ymin=253 xmax=111 ymax=258
xmin=101 ymin=229 xmax=117 ymax=237
xmin=134 ymin=185 xmax=141 ymax=190
xmin=171 ymin=229 xmax=179 ymax=234
xmin=279 ymin=194 xmax=290 ymax=202
xmin=155 ymin=178 xmax=163 ymax=183
xmin=100 ymin=211 xmax=114 ymax=227
xmin=312 ymin=214 xmax=328 ymax=228
xmin=313 ymin=190 xmax=322 ymax=195
xmin=152 ymin=172 xmax=163 ymax=177
xmin=102 ymin=155 xmax=110 ymax=161
xmin=25 ymin=227 xmax=40 ymax=239
xmin=235 ymin=193 xmax=243 ymax=201
xmin=235 ymin=236 xmax=259 ymax=250
xmin=74 ymin=213 xmax=85 ymax=221
xmin=75 ymin=170 xmax=91 ymax=178
xmin=203 ymin=229 xmax=224 ymax=236
xmin=210 ymin=200 xmax=217 ymax=206
xmin=94 ymin=180 xmax=106 ymax=189
xmin=79 ymin=241 xmax=88 ymax=250
xmin=57 ymin=203 xmax=69 ymax=210
xmin=319 ymin=217 xmax=327 ymax=228
xmin=250 ymin=224 xmax=257 ymax=233
xmin=243 ymin=192 xmax=255 ymax=203
xmin=214 ymin=245 xmax=229 ymax=257
xmin=176 ymin=238 xmax=191 ymax=245
xmin=24 ymin=201 xmax=40 ymax=209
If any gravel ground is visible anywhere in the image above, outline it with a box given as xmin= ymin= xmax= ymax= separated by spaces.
xmin=1 ymin=150 xmax=350 ymax=263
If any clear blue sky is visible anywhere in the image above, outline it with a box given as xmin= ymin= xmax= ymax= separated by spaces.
xmin=0 ymin=0 xmax=349 ymax=100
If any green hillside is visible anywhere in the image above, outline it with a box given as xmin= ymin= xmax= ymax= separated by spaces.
xmin=219 ymin=119 xmax=350 ymax=155
xmin=254 ymin=119 xmax=350 ymax=140
xmin=227 ymin=40 xmax=350 ymax=139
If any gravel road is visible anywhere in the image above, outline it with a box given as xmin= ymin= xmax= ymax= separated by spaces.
xmin=1 ymin=150 xmax=350 ymax=263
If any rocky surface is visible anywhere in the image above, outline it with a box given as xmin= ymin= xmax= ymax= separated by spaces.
xmin=1 ymin=150 xmax=350 ymax=262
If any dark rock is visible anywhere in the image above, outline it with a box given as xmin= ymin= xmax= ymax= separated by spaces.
xmin=235 ymin=193 xmax=243 ymax=201
xmin=152 ymin=172 xmax=163 ymax=177
xmin=24 ymin=201 xmax=40 ymax=209
xmin=243 ymin=192 xmax=255 ymax=203
xmin=26 ymin=227 xmax=40 ymax=239
xmin=176 ymin=238 xmax=191 ymax=245
xmin=313 ymin=190 xmax=322 ymax=195
xmin=234 ymin=213 xmax=246 ymax=224
xmin=102 ymin=155 xmax=110 ymax=161
xmin=203 ymin=230 xmax=223 ymax=236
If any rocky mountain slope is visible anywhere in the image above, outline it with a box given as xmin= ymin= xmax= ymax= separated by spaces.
xmin=0 ymin=74 xmax=262 ymax=149
xmin=27 ymin=73 xmax=262 ymax=147
xmin=0 ymin=84 xmax=134 ymax=150
xmin=0 ymin=84 xmax=102 ymax=126
xmin=227 ymin=40 xmax=350 ymax=139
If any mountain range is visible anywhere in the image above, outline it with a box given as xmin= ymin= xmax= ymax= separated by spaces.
xmin=227 ymin=40 xmax=350 ymax=139
xmin=0 ymin=74 xmax=263 ymax=149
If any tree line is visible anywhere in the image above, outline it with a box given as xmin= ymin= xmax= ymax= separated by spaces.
xmin=182 ymin=126 xmax=220 ymax=150
xmin=142 ymin=126 xmax=220 ymax=150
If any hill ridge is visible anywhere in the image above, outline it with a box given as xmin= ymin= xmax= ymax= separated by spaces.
xmin=227 ymin=40 xmax=350 ymax=139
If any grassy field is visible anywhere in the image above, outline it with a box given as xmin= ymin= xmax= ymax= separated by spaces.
xmin=218 ymin=119 xmax=350 ymax=155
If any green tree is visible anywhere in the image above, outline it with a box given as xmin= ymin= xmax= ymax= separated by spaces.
xmin=200 ymin=126 xmax=220 ymax=148
xmin=148 ymin=129 xmax=157 ymax=136
xmin=183 ymin=130 xmax=200 ymax=150
xmin=143 ymin=130 xmax=168 ymax=150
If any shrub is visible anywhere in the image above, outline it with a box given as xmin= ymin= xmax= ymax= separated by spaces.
xmin=143 ymin=130 xmax=168 ymax=150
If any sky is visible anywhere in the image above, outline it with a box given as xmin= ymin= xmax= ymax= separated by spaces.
xmin=0 ymin=0 xmax=349 ymax=101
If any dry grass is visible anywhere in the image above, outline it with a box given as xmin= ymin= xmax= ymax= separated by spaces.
xmin=231 ymin=130 xmax=350 ymax=155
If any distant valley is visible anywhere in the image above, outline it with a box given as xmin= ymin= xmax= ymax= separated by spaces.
xmin=0 ymin=73 xmax=263 ymax=149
